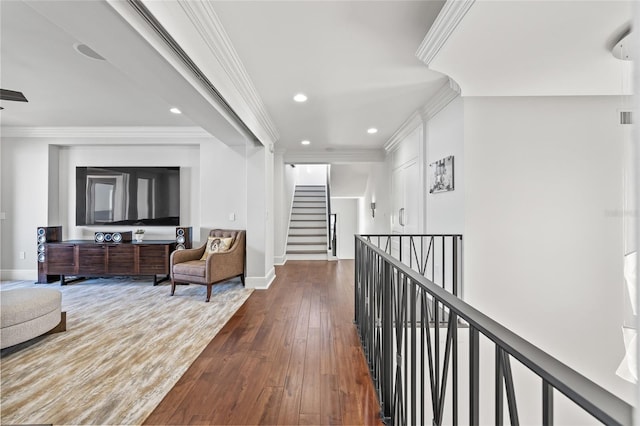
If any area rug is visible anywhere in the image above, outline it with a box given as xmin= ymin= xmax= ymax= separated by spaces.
xmin=0 ymin=277 xmax=253 ymax=425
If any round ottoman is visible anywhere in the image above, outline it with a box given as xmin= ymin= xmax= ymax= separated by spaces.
xmin=1 ymin=288 xmax=62 ymax=349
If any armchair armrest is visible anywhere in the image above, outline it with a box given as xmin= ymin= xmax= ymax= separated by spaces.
xmin=170 ymin=243 xmax=206 ymax=266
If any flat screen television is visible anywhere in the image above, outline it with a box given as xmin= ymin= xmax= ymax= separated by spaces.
xmin=76 ymin=166 xmax=180 ymax=226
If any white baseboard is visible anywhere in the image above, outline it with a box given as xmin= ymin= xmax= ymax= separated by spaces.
xmin=0 ymin=269 xmax=37 ymax=281
xmin=274 ymin=254 xmax=287 ymax=265
xmin=245 ymin=267 xmax=276 ymax=290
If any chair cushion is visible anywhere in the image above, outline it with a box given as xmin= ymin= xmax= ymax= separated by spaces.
xmin=200 ymin=237 xmax=233 ymax=260
xmin=173 ymin=260 xmax=207 ymax=278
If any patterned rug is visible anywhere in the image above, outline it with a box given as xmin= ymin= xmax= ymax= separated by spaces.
xmin=0 ymin=277 xmax=253 ymax=425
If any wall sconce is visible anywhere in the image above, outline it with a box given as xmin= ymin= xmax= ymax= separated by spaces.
xmin=370 ymin=202 xmax=376 ymax=218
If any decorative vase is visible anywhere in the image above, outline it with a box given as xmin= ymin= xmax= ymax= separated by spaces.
xmin=135 ymin=234 xmax=144 ymax=242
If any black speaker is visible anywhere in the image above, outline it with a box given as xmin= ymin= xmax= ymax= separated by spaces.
xmin=37 ymin=226 xmax=62 ymax=284
xmin=94 ymin=231 xmax=132 ymax=243
xmin=175 ymin=227 xmax=192 ymax=250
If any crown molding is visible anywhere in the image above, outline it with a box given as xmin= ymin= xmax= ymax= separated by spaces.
xmin=283 ymin=148 xmax=385 ymax=164
xmin=421 ymin=77 xmax=461 ymax=120
xmin=178 ymin=1 xmax=280 ymax=144
xmin=384 ymin=77 xmax=460 ymax=153
xmin=383 ymin=112 xmax=423 ymax=153
xmin=1 ymin=126 xmax=213 ymax=139
xmin=416 ymin=0 xmax=476 ymax=66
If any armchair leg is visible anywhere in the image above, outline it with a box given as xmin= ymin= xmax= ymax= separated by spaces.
xmin=240 ymin=274 xmax=245 ymax=286
xmin=171 ymin=279 xmax=176 ymax=296
xmin=206 ymin=285 xmax=212 ymax=302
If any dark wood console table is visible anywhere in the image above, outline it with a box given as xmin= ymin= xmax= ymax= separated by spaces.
xmin=43 ymin=240 xmax=177 ymax=285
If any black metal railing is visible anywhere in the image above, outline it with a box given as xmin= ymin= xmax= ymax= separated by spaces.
xmin=330 ymin=213 xmax=337 ymax=257
xmin=326 ymin=166 xmax=332 ymax=252
xmin=354 ymin=235 xmax=632 ymax=426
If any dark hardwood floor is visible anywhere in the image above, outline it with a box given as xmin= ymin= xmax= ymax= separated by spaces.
xmin=144 ymin=260 xmax=383 ymax=425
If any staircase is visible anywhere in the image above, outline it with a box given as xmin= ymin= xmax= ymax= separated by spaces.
xmin=286 ymin=185 xmax=328 ymax=260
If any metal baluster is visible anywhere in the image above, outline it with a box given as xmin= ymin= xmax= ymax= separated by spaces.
xmin=543 ymin=380 xmax=554 ymax=426
xmin=470 ymin=326 xmax=479 ymax=425
xmin=496 ymin=346 xmax=504 ymax=425
xmin=410 ymin=279 xmax=417 ymax=425
xmin=502 ymin=351 xmax=520 ymax=426
xmin=382 ymin=258 xmax=392 ymax=423
xmin=452 ymin=236 xmax=459 ymax=425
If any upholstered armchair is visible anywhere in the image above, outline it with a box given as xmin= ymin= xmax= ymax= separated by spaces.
xmin=170 ymin=229 xmax=246 ymax=302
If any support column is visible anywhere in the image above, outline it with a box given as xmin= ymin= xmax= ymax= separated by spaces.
xmin=245 ymin=142 xmax=275 ymax=289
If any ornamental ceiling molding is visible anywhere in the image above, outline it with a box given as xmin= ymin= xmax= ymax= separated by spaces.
xmin=384 ymin=77 xmax=460 ymax=153
xmin=1 ymin=126 xmax=213 ymax=139
xmin=421 ymin=77 xmax=461 ymax=120
xmin=383 ymin=112 xmax=423 ymax=153
xmin=283 ymin=149 xmax=385 ymax=164
xmin=416 ymin=0 xmax=476 ymax=66
xmin=178 ymin=1 xmax=280 ymax=144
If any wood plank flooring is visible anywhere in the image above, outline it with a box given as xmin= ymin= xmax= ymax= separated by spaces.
xmin=144 ymin=260 xmax=383 ymax=425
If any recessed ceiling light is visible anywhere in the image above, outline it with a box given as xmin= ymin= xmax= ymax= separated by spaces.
xmin=301 ymin=140 xmax=311 ymax=145
xmin=170 ymin=107 xmax=182 ymax=114
xmin=293 ymin=93 xmax=308 ymax=103
xmin=367 ymin=128 xmax=378 ymax=134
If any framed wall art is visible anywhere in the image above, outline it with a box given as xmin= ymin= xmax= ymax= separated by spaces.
xmin=429 ymin=155 xmax=454 ymax=193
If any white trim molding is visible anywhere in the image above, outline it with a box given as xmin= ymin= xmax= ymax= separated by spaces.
xmin=0 ymin=126 xmax=213 ymax=139
xmin=384 ymin=112 xmax=423 ymax=153
xmin=274 ymin=254 xmax=287 ymax=266
xmin=0 ymin=269 xmax=36 ymax=281
xmin=177 ymin=1 xmax=280 ymax=145
xmin=416 ymin=0 xmax=476 ymax=66
xmin=245 ymin=267 xmax=276 ymax=290
xmin=284 ymin=149 xmax=385 ymax=164
xmin=384 ymin=77 xmax=460 ymax=153
xmin=421 ymin=77 xmax=461 ymax=121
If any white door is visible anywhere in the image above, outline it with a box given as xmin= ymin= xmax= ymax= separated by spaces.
xmin=391 ymin=160 xmax=420 ymax=262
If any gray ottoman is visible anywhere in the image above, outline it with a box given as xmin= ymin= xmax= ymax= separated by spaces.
xmin=1 ymin=288 xmax=65 ymax=349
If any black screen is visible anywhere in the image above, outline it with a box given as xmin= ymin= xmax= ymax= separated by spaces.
xmin=76 ymin=166 xmax=180 ymax=226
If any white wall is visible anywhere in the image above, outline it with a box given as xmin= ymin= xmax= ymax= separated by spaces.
xmin=1 ymin=138 xmax=50 ymax=278
xmin=199 ymin=141 xmax=247 ymax=244
xmin=331 ymin=198 xmax=359 ymax=259
xmin=273 ymin=154 xmax=296 ymax=264
xmin=295 ymin=164 xmax=327 ymax=186
xmin=464 ymin=95 xmax=633 ymax=400
xmin=426 ymin=96 xmax=464 ymax=234
xmin=330 ymin=164 xmax=368 ymax=197
xmin=360 ymin=162 xmax=392 ymax=234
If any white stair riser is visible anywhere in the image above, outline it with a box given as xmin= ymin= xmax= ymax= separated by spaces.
xmin=290 ymin=220 xmax=326 ymax=227
xmin=288 ymin=235 xmax=327 ymax=243
xmin=287 ymin=243 xmax=327 ymax=251
xmin=289 ymin=227 xmax=327 ymax=235
xmin=292 ymin=202 xmax=326 ymax=208
xmin=291 ymin=214 xmax=326 ymax=221
xmin=286 ymin=252 xmax=328 ymax=261
xmin=295 ymin=186 xmax=325 ymax=190
xmin=292 ymin=208 xmax=326 ymax=214
xmin=293 ymin=189 xmax=326 ymax=197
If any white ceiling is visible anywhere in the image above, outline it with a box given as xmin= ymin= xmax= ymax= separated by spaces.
xmin=0 ymin=1 xmax=194 ymax=127
xmin=211 ymin=0 xmax=447 ymax=151
xmin=427 ymin=0 xmax=633 ymax=97
xmin=0 ymin=0 xmax=634 ymax=154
